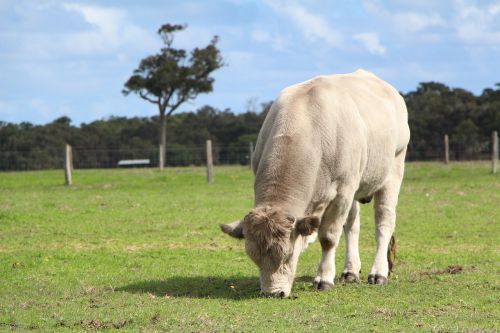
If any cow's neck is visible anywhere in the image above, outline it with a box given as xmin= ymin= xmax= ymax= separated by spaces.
xmin=253 ymin=153 xmax=319 ymax=217
xmin=253 ymin=124 xmax=321 ymax=218
xmin=254 ymin=182 xmax=309 ymax=217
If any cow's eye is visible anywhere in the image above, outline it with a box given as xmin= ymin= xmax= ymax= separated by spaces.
xmin=245 ymin=242 xmax=261 ymax=265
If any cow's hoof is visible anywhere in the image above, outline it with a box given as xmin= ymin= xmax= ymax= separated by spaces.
xmin=340 ymin=272 xmax=360 ymax=283
xmin=313 ymin=280 xmax=334 ymax=291
xmin=367 ymin=274 xmax=388 ymax=285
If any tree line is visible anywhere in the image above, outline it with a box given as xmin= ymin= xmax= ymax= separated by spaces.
xmin=0 ymin=104 xmax=269 ymax=170
xmin=406 ymin=82 xmax=499 ymax=160
xmin=0 ymin=82 xmax=499 ymax=170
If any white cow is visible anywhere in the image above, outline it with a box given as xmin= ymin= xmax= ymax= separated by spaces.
xmin=221 ymin=69 xmax=410 ymax=297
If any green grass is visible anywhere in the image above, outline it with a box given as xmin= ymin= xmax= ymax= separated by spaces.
xmin=0 ymin=163 xmax=499 ymax=332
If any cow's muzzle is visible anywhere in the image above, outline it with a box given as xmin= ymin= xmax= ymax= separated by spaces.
xmin=261 ymin=290 xmax=289 ymax=298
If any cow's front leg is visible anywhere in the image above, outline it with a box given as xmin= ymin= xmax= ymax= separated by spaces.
xmin=340 ymin=201 xmax=361 ymax=282
xmin=313 ymin=194 xmax=353 ymax=291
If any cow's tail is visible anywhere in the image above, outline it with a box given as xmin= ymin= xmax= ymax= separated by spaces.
xmin=387 ymin=235 xmax=397 ymax=276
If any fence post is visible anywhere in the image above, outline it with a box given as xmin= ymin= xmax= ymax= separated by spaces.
xmin=158 ymin=144 xmax=164 ymax=172
xmin=444 ymin=134 xmax=449 ymax=164
xmin=492 ymin=131 xmax=498 ymax=174
xmin=69 ymin=144 xmax=73 ymax=171
xmin=249 ymin=141 xmax=254 ymax=169
xmin=64 ymin=144 xmax=72 ymax=186
xmin=206 ymin=140 xmax=213 ymax=184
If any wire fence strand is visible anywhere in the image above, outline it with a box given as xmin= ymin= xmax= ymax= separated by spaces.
xmin=0 ymin=141 xmax=495 ymax=171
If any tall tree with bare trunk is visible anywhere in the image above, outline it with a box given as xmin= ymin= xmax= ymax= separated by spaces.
xmin=123 ymin=24 xmax=223 ymax=170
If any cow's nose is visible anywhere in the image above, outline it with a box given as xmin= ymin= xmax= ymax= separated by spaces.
xmin=262 ymin=290 xmax=287 ymax=298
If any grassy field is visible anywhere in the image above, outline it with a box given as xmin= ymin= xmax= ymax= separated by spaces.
xmin=0 ymin=163 xmax=499 ymax=332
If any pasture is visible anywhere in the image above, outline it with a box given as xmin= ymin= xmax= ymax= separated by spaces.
xmin=0 ymin=163 xmax=498 ymax=332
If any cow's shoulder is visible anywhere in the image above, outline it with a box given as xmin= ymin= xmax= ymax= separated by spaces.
xmin=275 ymin=76 xmax=341 ymax=112
xmin=278 ymin=69 xmax=384 ymax=101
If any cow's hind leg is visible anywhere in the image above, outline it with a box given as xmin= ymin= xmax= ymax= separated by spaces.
xmin=368 ymin=150 xmax=406 ymax=285
xmin=340 ymin=201 xmax=361 ymax=282
xmin=313 ymin=189 xmax=355 ymax=291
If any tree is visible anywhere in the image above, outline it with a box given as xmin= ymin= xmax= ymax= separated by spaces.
xmin=122 ymin=24 xmax=224 ymax=170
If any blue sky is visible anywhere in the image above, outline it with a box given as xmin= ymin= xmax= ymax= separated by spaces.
xmin=1 ymin=0 xmax=500 ymax=125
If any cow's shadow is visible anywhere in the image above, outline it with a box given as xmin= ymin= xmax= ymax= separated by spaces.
xmin=117 ymin=276 xmax=260 ymax=300
xmin=117 ymin=275 xmax=316 ymax=300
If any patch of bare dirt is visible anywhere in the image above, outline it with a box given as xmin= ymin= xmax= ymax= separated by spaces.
xmin=151 ymin=312 xmax=161 ymax=323
xmin=373 ymin=308 xmax=396 ymax=318
xmin=112 ymin=319 xmax=131 ymax=329
xmin=79 ymin=319 xmax=132 ymax=330
xmin=80 ymin=319 xmax=104 ymax=330
xmin=80 ymin=285 xmax=98 ymax=295
xmin=409 ymin=265 xmax=477 ymax=282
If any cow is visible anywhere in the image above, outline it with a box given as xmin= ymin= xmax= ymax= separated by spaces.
xmin=220 ymin=69 xmax=410 ymax=297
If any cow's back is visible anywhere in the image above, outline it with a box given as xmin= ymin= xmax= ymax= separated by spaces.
xmin=327 ymin=70 xmax=410 ymax=197
xmin=252 ymin=70 xmax=410 ymax=212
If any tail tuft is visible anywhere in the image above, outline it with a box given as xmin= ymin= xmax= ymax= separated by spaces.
xmin=387 ymin=235 xmax=397 ymax=276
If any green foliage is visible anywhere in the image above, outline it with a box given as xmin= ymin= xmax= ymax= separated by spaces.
xmin=0 ymin=164 xmax=498 ymax=331
xmin=0 ymin=107 xmax=266 ymax=170
xmin=122 ymin=23 xmax=224 ymax=168
xmin=1 ymin=81 xmax=499 ymax=170
xmin=405 ymin=82 xmax=499 ymax=160
xmin=122 ymin=24 xmax=223 ymax=115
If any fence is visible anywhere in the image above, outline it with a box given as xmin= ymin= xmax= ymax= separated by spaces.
xmin=405 ymin=142 xmax=492 ymax=162
xmin=1 ymin=132 xmax=498 ymax=172
xmin=0 ymin=143 xmax=252 ymax=171
xmin=406 ymin=132 xmax=498 ymax=164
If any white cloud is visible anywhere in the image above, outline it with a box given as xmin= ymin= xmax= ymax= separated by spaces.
xmin=265 ymin=2 xmax=343 ymax=48
xmin=225 ymin=51 xmax=255 ymax=67
xmin=363 ymin=0 xmax=500 ymax=45
xmin=353 ymin=32 xmax=386 ymax=55
xmin=62 ymin=3 xmax=126 ymax=36
xmin=0 ymin=99 xmax=57 ymax=123
xmin=251 ymin=30 xmax=269 ymax=43
xmin=364 ymin=1 xmax=445 ymax=34
xmin=389 ymin=0 xmax=442 ymax=10
xmin=251 ymin=29 xmax=288 ymax=51
xmin=1 ymin=2 xmax=158 ymax=62
xmin=61 ymin=3 xmax=157 ymax=55
xmin=489 ymin=3 xmax=500 ymax=16
xmin=392 ymin=12 xmax=445 ymax=33
xmin=454 ymin=1 xmax=500 ymax=44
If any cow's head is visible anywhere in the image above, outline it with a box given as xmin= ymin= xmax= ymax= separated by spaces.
xmin=220 ymin=206 xmax=319 ymax=297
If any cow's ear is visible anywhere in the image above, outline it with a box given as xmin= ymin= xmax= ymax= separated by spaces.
xmin=220 ymin=220 xmax=244 ymax=239
xmin=295 ymin=216 xmax=320 ymax=236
